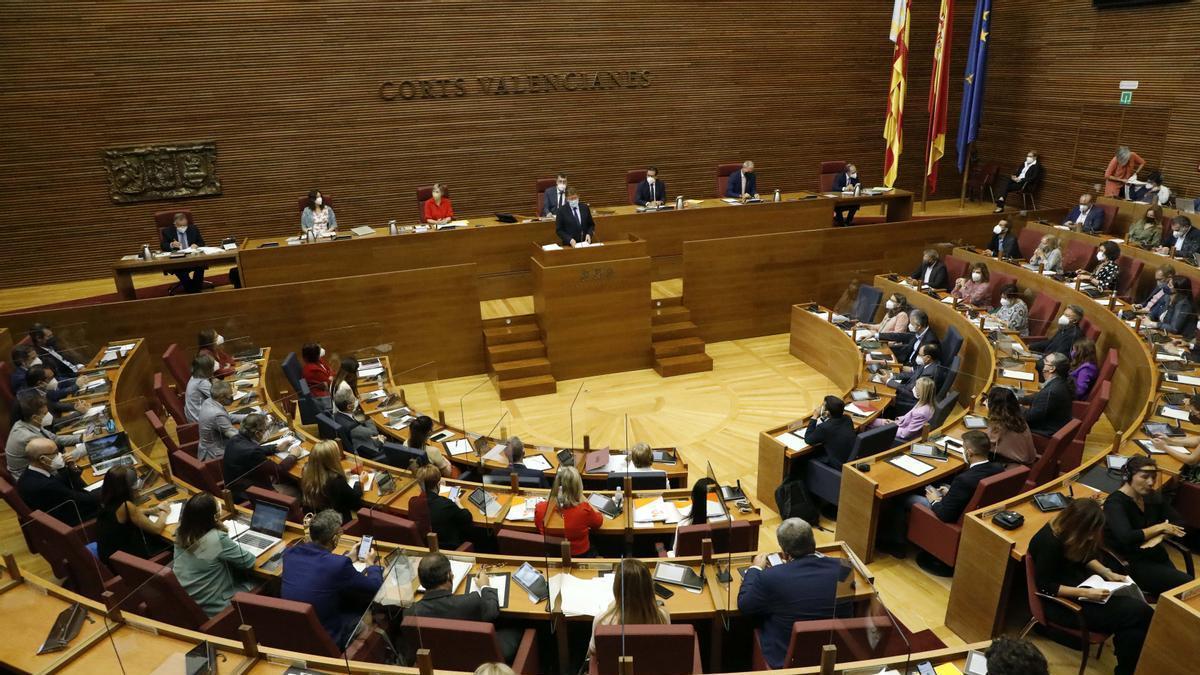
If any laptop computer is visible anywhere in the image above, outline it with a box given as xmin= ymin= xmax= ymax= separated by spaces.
xmin=583 ymin=448 xmax=610 ymax=473
xmin=1176 ymin=196 xmax=1196 ymax=214
xmin=231 ymin=501 xmax=289 ymax=557
xmin=586 ymin=493 xmax=622 ymax=518
xmin=86 ymin=432 xmax=135 ymax=476
xmin=653 ymin=562 xmax=705 ymax=591
xmin=556 ymin=448 xmax=575 ymax=467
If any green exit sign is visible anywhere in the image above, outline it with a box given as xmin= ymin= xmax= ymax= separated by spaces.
xmin=1120 ymin=91 xmax=1133 ymax=105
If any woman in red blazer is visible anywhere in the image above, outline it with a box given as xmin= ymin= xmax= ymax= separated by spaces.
xmin=422 ymin=183 xmax=454 ymax=225
xmin=536 ymin=466 xmax=603 ymax=556
xmin=300 ymin=342 xmax=333 ymax=398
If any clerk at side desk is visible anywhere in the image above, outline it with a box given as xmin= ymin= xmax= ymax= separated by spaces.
xmin=555 ymin=187 xmax=595 ymax=247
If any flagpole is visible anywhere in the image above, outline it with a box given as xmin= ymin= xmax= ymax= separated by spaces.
xmin=921 ymin=167 xmax=929 ymax=213
xmin=959 ymin=141 xmax=972 ymax=209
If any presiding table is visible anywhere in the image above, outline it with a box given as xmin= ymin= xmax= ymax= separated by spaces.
xmin=111 ymin=247 xmax=238 ymax=301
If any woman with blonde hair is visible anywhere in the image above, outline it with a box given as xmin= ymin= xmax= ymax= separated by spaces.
xmin=872 ymin=376 xmax=937 ymax=443
xmin=1029 ymin=234 xmax=1062 ymax=272
xmin=300 ymin=440 xmax=362 ymax=524
xmin=587 ymin=558 xmax=670 ymax=657
xmin=535 ymin=466 xmax=602 ymax=557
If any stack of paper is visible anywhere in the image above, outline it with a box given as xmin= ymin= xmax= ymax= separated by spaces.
xmin=633 ymin=498 xmax=683 ymax=524
xmin=446 ymin=439 xmax=473 ymax=456
xmin=549 ymin=574 xmax=615 ymax=617
xmin=83 ymin=405 xmax=107 ymax=419
xmin=359 ymin=364 xmax=385 ymax=380
xmin=482 ymin=444 xmax=509 ymax=463
xmin=505 ymin=498 xmax=543 ymax=521
xmin=774 ymin=432 xmax=809 ymax=452
xmin=542 ymin=243 xmax=563 ymax=251
xmin=523 ymin=454 xmax=552 ymax=471
xmin=1161 ymin=406 xmax=1191 ymax=422
xmin=1000 ymin=368 xmax=1035 ymax=382
xmin=604 ymin=454 xmax=630 ymax=473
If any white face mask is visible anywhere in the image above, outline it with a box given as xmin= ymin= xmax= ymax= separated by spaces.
xmin=556 ymin=181 xmax=566 ymax=190
xmin=885 ymin=300 xmax=896 ymax=310
xmin=1026 ymin=156 xmax=1035 ymax=164
xmin=1096 ymin=251 xmax=1106 ymax=262
xmin=41 ymin=411 xmax=54 ymax=427
xmin=568 ymin=199 xmax=579 ymax=209
xmin=315 ymin=197 xmax=323 ymax=207
xmin=849 ymin=172 xmax=858 ymax=179
xmin=647 ymin=176 xmax=656 ymax=184
xmin=47 ymin=454 xmax=65 ymax=471
xmin=971 ymin=272 xmax=982 ymax=282
xmin=47 ymin=377 xmax=59 ymax=390
xmin=319 ymin=347 xmax=326 ymax=358
xmin=1058 ymin=315 xmax=1070 ymax=326
xmin=215 ymin=334 xmax=225 ymax=346
xmin=176 ymin=226 xmax=188 ymax=234
xmin=993 ymin=224 xmax=1004 ymax=235
xmin=1000 ymin=297 xmax=1011 ymax=307
xmin=1079 ymin=203 xmax=1089 ymax=212
xmin=908 ymin=323 xmax=919 ymax=332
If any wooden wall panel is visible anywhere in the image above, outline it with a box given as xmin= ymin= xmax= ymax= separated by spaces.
xmin=0 ymin=1 xmax=970 ymax=289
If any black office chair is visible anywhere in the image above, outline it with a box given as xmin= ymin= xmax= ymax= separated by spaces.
xmin=930 ymin=391 xmax=960 ymax=429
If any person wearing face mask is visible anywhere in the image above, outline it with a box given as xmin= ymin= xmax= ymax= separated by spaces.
xmin=185 ymin=353 xmax=217 ymax=423
xmin=1126 ymin=206 xmax=1163 ymax=249
xmin=910 ymin=249 xmax=949 ymax=290
xmin=985 ymin=218 xmax=1020 ymax=259
xmin=300 ymin=189 xmax=337 ymax=235
xmin=1028 ymin=304 xmax=1084 ymax=359
xmin=885 ymin=343 xmax=946 ymax=417
xmin=725 ymin=160 xmax=758 ymax=200
xmin=1067 ymin=338 xmax=1099 ymax=400
xmin=5 ymin=391 xmax=84 ymax=482
xmin=10 ymin=345 xmax=81 ymax=399
xmin=222 ymin=413 xmax=302 ymax=503
xmin=300 ymin=342 xmax=333 ymax=401
xmin=831 ymin=163 xmax=861 ymax=226
xmin=1156 ymin=215 xmax=1200 ymax=260
xmin=1145 ymin=276 xmax=1197 ymax=338
xmin=18 ymin=366 xmax=88 ymax=420
xmin=1075 ymin=240 xmax=1120 ymax=292
xmin=861 ymin=293 xmax=909 ymax=335
xmin=17 ymin=437 xmax=100 ymax=526
xmin=197 ymin=328 xmax=235 ymax=378
xmin=992 ymin=284 xmax=1029 ymax=335
xmin=1063 ymin=194 xmax=1105 ymax=234
xmin=803 ymin=396 xmax=858 ymax=468
xmin=1103 ymin=145 xmax=1145 ymax=198
xmin=1020 ymin=352 xmax=1073 ymax=437
xmin=28 ymin=323 xmax=84 ymax=380
xmin=1128 ymin=171 xmax=1171 ymax=206
xmin=881 ymin=308 xmax=939 ymax=366
xmin=992 ymin=151 xmax=1042 ymax=213
xmin=542 ymin=172 xmax=570 ymax=217
xmin=555 ymin=187 xmax=595 ymax=247
xmin=1028 ymin=234 xmax=1062 ymax=273
xmin=633 ymin=166 xmax=667 ymax=208
xmin=1136 ymin=264 xmax=1174 ymax=321
xmin=1102 ymin=457 xmax=1192 ymax=597
xmin=422 ymin=182 xmax=454 ymax=225
xmin=159 ymin=212 xmax=207 ymax=293
xmin=952 ymin=262 xmax=992 ymax=308
xmin=330 ymin=388 xmax=385 ymax=462
xmin=196 ymin=380 xmax=248 ymax=461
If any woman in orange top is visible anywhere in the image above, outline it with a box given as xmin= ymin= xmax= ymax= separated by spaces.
xmin=422 ymin=183 xmax=454 ymax=225
xmin=1103 ymin=146 xmax=1144 ymax=197
xmin=535 ymin=466 xmax=602 ymax=557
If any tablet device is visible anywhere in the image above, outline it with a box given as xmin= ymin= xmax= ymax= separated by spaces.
xmin=1033 ymin=492 xmax=1069 ymax=512
xmin=512 ymin=562 xmax=549 ymax=602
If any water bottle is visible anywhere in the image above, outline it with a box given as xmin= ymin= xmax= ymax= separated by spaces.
xmin=854 ymin=183 xmax=862 ymax=197
xmin=388 ymin=220 xmax=398 ymax=235
xmin=615 ymin=484 xmax=624 ymax=511
xmin=141 ymin=244 xmax=151 ymax=260
xmin=773 ymin=188 xmax=781 ymax=203
xmin=675 ymin=195 xmax=684 ymax=210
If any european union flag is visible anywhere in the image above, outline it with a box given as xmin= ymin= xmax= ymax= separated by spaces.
xmin=956 ymin=0 xmax=991 ymax=173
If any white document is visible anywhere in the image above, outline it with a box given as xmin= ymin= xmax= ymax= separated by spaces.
xmin=1156 ymin=352 xmax=1185 ymax=362
xmin=1000 ymin=369 xmax=1035 ymax=382
xmin=165 ymin=502 xmax=184 ymax=525
xmin=483 ymin=444 xmax=509 ymax=463
xmin=414 ymin=558 xmax=472 ymax=593
xmin=388 ymin=414 xmax=415 ymax=430
xmin=505 ymin=498 xmax=543 ymax=521
xmin=522 ymin=454 xmax=552 ymax=471
xmin=853 ymin=329 xmax=874 ymax=341
xmin=446 ymin=439 xmax=473 ymax=456
xmin=82 ymin=378 xmax=108 ymax=391
xmin=351 ymin=225 xmax=376 ymax=236
xmin=84 ymin=405 xmax=107 ymax=418
xmin=604 ymin=454 xmax=630 ymax=473
xmin=941 ymin=295 xmax=957 ymax=304
xmin=541 ymin=243 xmax=563 ymax=251
xmin=887 ymin=454 xmax=935 ymax=476
xmin=549 ymin=574 xmax=615 ymax=618
xmin=574 ymin=240 xmax=592 ymax=248
xmin=633 ymin=497 xmax=683 ymax=524
xmin=828 ymin=313 xmax=849 ymax=324
xmin=721 ymin=198 xmax=741 ymax=204
xmin=775 ymin=432 xmax=809 ymax=452
xmin=1079 ymin=575 xmax=1145 ymax=604
xmin=1108 ymin=238 xmax=1125 ymax=244
xmin=467 ymin=574 xmax=509 ymax=607
xmin=224 ymin=519 xmax=250 ymax=538
xmin=359 ymin=365 xmax=385 ymax=380
xmin=1171 ymin=373 xmax=1200 ymax=386
xmin=1161 ymin=406 xmax=1191 ymax=422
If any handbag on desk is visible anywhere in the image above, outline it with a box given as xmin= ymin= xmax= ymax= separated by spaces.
xmin=991 ymin=510 xmax=1024 ymax=530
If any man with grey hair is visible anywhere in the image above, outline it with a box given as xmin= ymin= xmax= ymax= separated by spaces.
xmin=222 ymin=412 xmax=302 ymax=501
xmin=725 ymin=159 xmax=758 ymax=199
xmin=332 ymin=388 xmax=385 ymax=461
xmin=490 ymin=436 xmax=547 ymax=487
xmin=1104 ymin=145 xmax=1143 ymax=198
xmin=282 ymin=509 xmax=382 ymax=647
xmin=1063 ymin=193 xmax=1104 ymax=234
xmin=1021 ymin=352 xmax=1073 ymax=437
xmin=738 ymin=517 xmax=844 ymax=669
xmin=197 ymin=380 xmax=247 ymax=461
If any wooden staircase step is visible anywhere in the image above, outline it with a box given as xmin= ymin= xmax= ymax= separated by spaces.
xmin=654 ymin=353 xmax=714 ymax=377
xmin=652 ymin=337 xmax=706 ymax=358
xmin=484 ymin=323 xmax=541 ymax=346
xmin=493 ymin=357 xmax=552 ymax=380
xmin=498 ymin=374 xmax=557 ymax=400
xmin=651 ymin=305 xmax=691 ymax=325
xmin=487 ymin=340 xmax=546 ymax=364
xmin=482 ymin=314 xmax=539 ymax=330
xmin=652 ymin=321 xmax=698 ymax=341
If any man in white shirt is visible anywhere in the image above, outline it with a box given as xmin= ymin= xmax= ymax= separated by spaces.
xmin=993 ymin=151 xmax=1043 ymax=212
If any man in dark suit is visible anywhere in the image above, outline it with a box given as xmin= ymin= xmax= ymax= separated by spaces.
xmin=413 ymin=465 xmax=472 ymax=549
xmin=725 ymin=160 xmax=758 ymax=199
xmin=803 ymin=396 xmax=858 ymax=468
xmin=738 ymin=518 xmax=843 ymax=669
xmin=222 ymin=413 xmax=302 ymax=503
xmin=1063 ymin=194 xmax=1105 ymax=235
xmin=992 ymin=151 xmax=1042 ymax=212
xmin=1158 ymin=215 xmax=1200 ymax=260
xmin=16 ymin=438 xmax=100 ymax=527
xmin=554 ymin=187 xmax=595 ymax=247
xmin=922 ymin=430 xmax=1004 ymax=522
xmin=1021 ymin=353 xmax=1074 ymax=437
xmin=986 ymin=218 xmax=1021 ymax=259
xmin=160 ymin=212 xmax=207 ymax=293
xmin=407 ymin=552 xmax=519 ymax=661
xmin=542 ymin=172 xmax=569 ymax=217
xmin=28 ymin=323 xmax=84 ymax=379
xmin=633 ymin=166 xmax=667 ymax=208
xmin=488 ymin=437 xmax=547 ymax=487
xmin=883 ymin=308 xmax=940 ymax=366
xmin=887 ymin=343 xmax=946 ymax=416
xmin=1137 ymin=264 xmax=1174 ymax=321
xmin=911 ymin=250 xmax=949 ymax=290
xmin=332 ymin=390 xmax=386 ymax=462
xmin=1028 ymin=304 xmax=1084 ymax=357
xmin=830 ymin=163 xmax=861 ymax=225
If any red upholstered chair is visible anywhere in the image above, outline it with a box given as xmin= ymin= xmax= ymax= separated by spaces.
xmin=245 ymin=485 xmax=303 ymax=524
xmin=171 ymin=450 xmax=225 ymax=495
xmin=626 ymin=169 xmax=648 ymax=204
xmin=669 ymin=520 xmax=758 ymax=557
xmin=0 ymin=361 xmax=14 ymax=409
xmin=162 ymin=343 xmax=190 ymax=390
xmin=1025 ymin=419 xmax=1082 ymax=491
xmin=0 ymin=474 xmax=50 ymax=553
xmin=535 ymin=177 xmax=558 ymax=216
xmin=28 ymin=510 xmax=120 ymax=601
xmin=1025 ymin=293 xmax=1062 ymax=342
xmin=988 ymin=272 xmax=1016 ymax=307
xmin=1115 ymin=256 xmax=1144 ymax=301
xmin=1174 ymin=481 xmax=1200 ymax=530
xmin=1062 ymin=240 xmax=1097 ymax=273
xmin=1020 ymin=555 xmax=1112 ymax=675
xmin=1097 ymin=203 xmax=1120 ymax=235
xmin=1017 ymin=228 xmax=1044 ymax=260
xmin=907 ymin=466 xmax=1030 ymax=567
xmin=416 ymin=184 xmax=451 ymax=223
xmin=401 ymin=615 xmax=539 ymax=674
xmin=107 ymin=551 xmax=242 ymax=638
xmin=818 ymin=161 xmax=848 ymax=192
xmin=716 ymin=163 xmax=742 ymax=197
xmin=1079 ymin=317 xmax=1101 ymax=342
xmin=296 ymin=194 xmax=334 ymax=213
xmin=155 ymin=372 xmax=188 ymax=425
xmin=153 ymin=209 xmax=194 ymax=234
xmin=496 ymin=527 xmax=565 ymax=557
xmin=1060 ymin=382 xmax=1110 ymax=473
xmin=343 ymin=508 xmax=422 ymax=546
xmin=232 ymin=592 xmax=386 ymax=662
xmin=752 ymin=616 xmax=913 ymax=670
xmin=590 ymin=624 xmax=702 ymax=675
xmin=944 ymin=256 xmax=968 ymax=285
xmin=145 ymin=409 xmax=198 ymax=457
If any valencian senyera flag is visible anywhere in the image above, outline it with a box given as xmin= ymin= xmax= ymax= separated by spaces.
xmin=883 ymin=0 xmax=912 ymax=188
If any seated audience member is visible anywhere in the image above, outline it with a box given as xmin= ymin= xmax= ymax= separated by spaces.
xmin=1028 ymin=233 xmax=1063 ymax=272
xmin=1069 ymin=338 xmax=1099 ymax=400
xmin=1103 ymin=145 xmax=1144 ymax=198
xmin=737 ymin=518 xmax=842 ymax=669
xmin=422 ymin=183 xmax=454 ymax=225
xmin=160 ymin=212 xmax=206 ymax=293
xmin=634 ymin=166 xmax=667 ymax=207
xmin=1146 ymin=276 xmax=1196 ymax=338
xmin=332 ymin=389 xmax=385 ymax=462
xmin=1126 ymin=207 xmax=1164 ymax=249
xmin=887 ymin=343 xmax=946 ymax=417
xmin=725 ymin=160 xmax=758 ymax=199
xmin=300 ymin=343 xmax=333 ymax=401
xmin=407 ymin=414 xmax=451 ymax=477
xmin=300 ymin=189 xmax=337 ymax=235
xmin=1063 ymin=194 xmax=1104 ymax=234
xmin=1136 ymin=264 xmax=1174 ymax=321
xmin=1152 ymin=397 xmax=1200 ymax=481
xmin=5 ymin=391 xmax=83 ymax=481
xmin=542 ymin=172 xmax=569 ymax=217
xmin=871 ymin=376 xmax=935 ymax=444
xmin=20 ymin=366 xmax=86 ymax=419
xmin=535 ymin=466 xmax=602 ymax=557
xmin=669 ymin=477 xmax=717 ymax=554
xmin=911 ymin=249 xmax=949 ymax=290
xmin=28 ymin=323 xmax=84 ymax=379
xmin=986 ymin=388 xmax=1037 ymax=466
xmin=554 ymin=187 xmax=595 ymax=247
xmin=17 ymin=437 xmax=99 ymax=526
xmin=198 ymin=328 xmax=235 ymax=378
xmin=1076 ymin=240 xmax=1120 ymax=292
xmin=804 ymin=396 xmax=858 ymax=467
xmin=984 ymin=636 xmax=1049 ymax=675
xmin=832 ymin=279 xmax=861 ymax=316
xmin=907 ymin=430 xmax=1003 ymax=523
xmin=992 ymin=284 xmax=1029 ymax=335
xmin=491 ymin=436 xmax=547 ymax=487
xmin=1157 ymin=215 xmax=1200 ymax=259
xmin=408 ymin=552 xmax=520 ymax=660
xmin=1021 ymin=353 xmax=1074 ymax=437
xmin=415 ymin=464 xmax=472 ymax=550
xmin=882 ymin=308 xmax=939 ymax=365
xmin=985 ymin=218 xmax=1021 ymax=258
xmin=831 ymin=163 xmax=861 ymax=225
xmin=331 ymin=356 xmax=359 ymax=398
xmin=1129 ymin=171 xmax=1171 ymax=206
xmin=282 ymin=509 xmax=382 ymax=648
xmin=222 ymin=413 xmax=302 ymax=502
xmin=1029 ymin=498 xmax=1151 ymax=675
xmin=96 ymin=466 xmax=170 ymax=565
xmin=300 ymin=440 xmax=363 ymax=524
xmin=1103 ymin=456 xmax=1192 ymax=596
xmin=1028 ymin=305 xmax=1084 ymax=357
xmin=197 ymin=380 xmax=246 ymax=461
xmin=10 ymin=344 xmax=81 ymax=403
xmin=861 ymin=291 xmax=909 ymax=335
xmin=184 ymin=353 xmax=217 ymax=423
xmin=952 ymin=262 xmax=992 ymax=308
xmin=587 ymin=558 xmax=670 ymax=657
xmin=172 ymin=492 xmax=257 ymax=617
xmin=992 ymin=150 xmax=1041 ymax=213
xmin=627 ymin=442 xmax=655 ymax=471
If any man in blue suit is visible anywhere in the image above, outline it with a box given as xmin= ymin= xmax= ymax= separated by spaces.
xmin=830 ymin=163 xmax=861 ymax=225
xmin=738 ymin=518 xmax=844 ymax=669
xmin=281 ymin=509 xmax=383 ymax=648
xmin=159 ymin=212 xmax=208 ymax=293
xmin=542 ymin=172 xmax=569 ymax=217
xmin=1063 ymin=194 xmax=1105 ymax=234
xmin=554 ymin=187 xmax=595 ymax=246
xmin=725 ymin=160 xmax=758 ymax=199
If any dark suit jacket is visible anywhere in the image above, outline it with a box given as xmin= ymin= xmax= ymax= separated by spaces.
xmin=488 ymin=462 xmax=548 ymax=487
xmin=804 ymin=416 xmax=858 ymax=467
xmin=555 ymin=202 xmax=595 ymax=245
xmin=408 ymin=586 xmax=500 ymax=622
xmin=737 ymin=556 xmax=843 ymax=669
xmin=1064 ymin=205 xmax=1105 ymax=234
xmin=911 ymin=261 xmax=949 ymax=290
xmin=1028 ymin=323 xmax=1082 ymax=357
xmin=1163 ymin=227 xmax=1200 ymax=260
xmin=634 ymin=179 xmax=666 ymax=206
xmin=831 ymin=172 xmax=860 ymax=193
xmin=1161 ymin=296 xmax=1197 ymax=339
xmin=222 ymin=431 xmax=298 ymax=502
xmin=725 ymin=170 xmax=757 ymax=198
xmin=889 ymin=328 xmax=940 ymax=366
xmin=542 ymin=186 xmax=569 ymax=217
xmin=160 ymin=224 xmax=205 ymax=251
xmin=36 ymin=343 xmax=81 ymax=379
xmin=333 ymin=411 xmax=384 ymax=461
xmin=1141 ymin=283 xmax=1172 ymax=321
xmin=1022 ymin=376 xmax=1073 ymax=437
xmin=281 ymin=542 xmax=382 ymax=647
xmin=988 ymin=232 xmax=1021 ymax=259
xmin=932 ymin=460 xmax=1004 ymax=522
xmin=894 ymin=360 xmax=947 ymax=404
xmin=427 ymin=493 xmax=472 ymax=549
xmin=1008 ymin=162 xmax=1042 ymax=189
xmin=17 ymin=467 xmax=100 ymax=527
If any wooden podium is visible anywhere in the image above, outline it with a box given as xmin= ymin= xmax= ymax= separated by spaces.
xmin=532 ymin=235 xmax=652 ymax=380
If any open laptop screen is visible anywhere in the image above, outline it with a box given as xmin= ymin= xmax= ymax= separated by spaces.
xmin=248 ymin=501 xmax=289 ymax=537
xmin=85 ymin=432 xmax=131 ymax=464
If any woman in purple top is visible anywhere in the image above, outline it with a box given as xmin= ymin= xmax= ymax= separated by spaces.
xmin=871 ymin=376 xmax=937 ymax=443
xmin=1069 ymin=337 xmax=1099 ymax=400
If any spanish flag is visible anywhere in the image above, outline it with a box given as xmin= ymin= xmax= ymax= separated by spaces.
xmin=883 ymin=0 xmax=911 ymax=188
xmin=925 ymin=0 xmax=956 ymax=192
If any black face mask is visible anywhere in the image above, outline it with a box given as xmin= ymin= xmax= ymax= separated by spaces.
xmin=1190 ymin=412 xmax=1200 ymax=425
